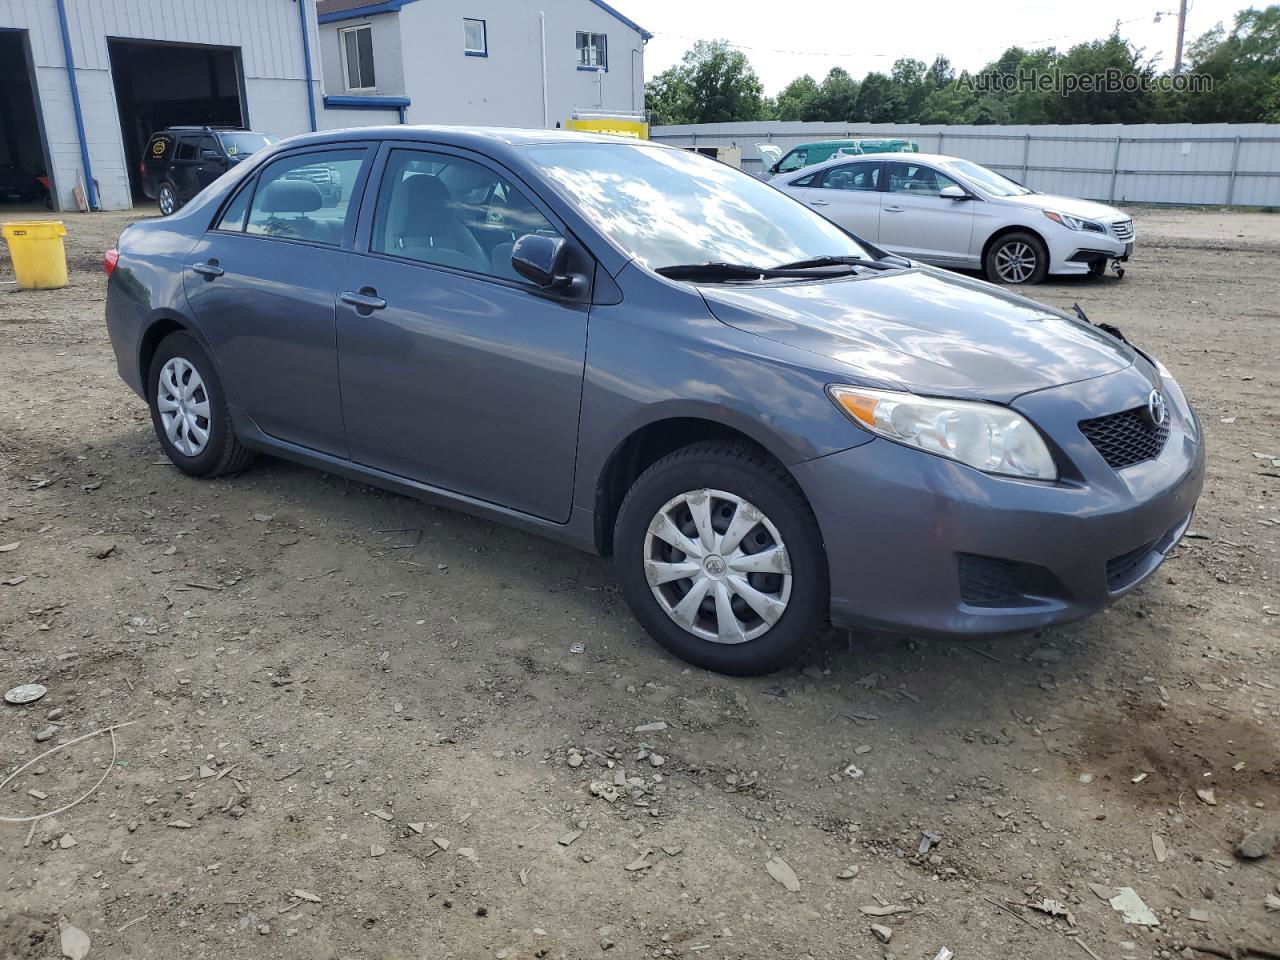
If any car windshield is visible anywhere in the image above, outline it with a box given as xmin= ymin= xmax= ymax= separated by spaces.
xmin=526 ymin=142 xmax=871 ymax=271
xmin=218 ymin=132 xmax=275 ymax=157
xmin=946 ymin=159 xmax=1033 ymax=197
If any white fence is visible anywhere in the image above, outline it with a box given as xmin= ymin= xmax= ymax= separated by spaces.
xmin=650 ymin=121 xmax=1280 ymax=207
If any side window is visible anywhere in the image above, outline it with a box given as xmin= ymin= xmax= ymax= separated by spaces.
xmin=777 ymin=149 xmax=807 ymax=173
xmin=886 ymin=162 xmax=960 ymax=198
xmin=198 ymin=135 xmax=219 ymax=160
xmin=817 ymin=163 xmax=880 ymax=192
xmin=174 ymin=137 xmax=196 ymax=162
xmin=147 ymin=135 xmax=172 ymax=163
xmin=371 ymin=149 xmax=562 ymax=283
xmin=215 ymin=181 xmax=253 ymax=232
xmin=245 ymin=149 xmax=367 ymax=245
xmin=788 ymin=172 xmax=818 ymax=187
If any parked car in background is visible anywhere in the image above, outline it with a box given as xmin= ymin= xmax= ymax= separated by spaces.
xmin=758 ymin=138 xmax=920 ymax=178
xmin=104 ymin=128 xmax=1201 ymax=675
xmin=142 ymin=127 xmax=277 ymax=216
xmin=773 ymin=152 xmax=1134 ymax=284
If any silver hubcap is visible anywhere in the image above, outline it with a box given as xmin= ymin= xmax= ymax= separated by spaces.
xmin=643 ymin=488 xmax=792 ymax=644
xmin=159 ymin=187 xmax=175 ymax=215
xmin=995 ymin=241 xmax=1037 ymax=283
xmin=157 ymin=357 xmax=211 ymax=456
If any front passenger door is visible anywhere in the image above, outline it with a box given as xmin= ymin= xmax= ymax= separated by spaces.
xmin=335 ymin=146 xmax=591 ymax=523
xmin=878 ymin=161 xmax=976 ymax=264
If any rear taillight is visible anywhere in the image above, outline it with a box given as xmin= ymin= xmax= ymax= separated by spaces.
xmin=139 ymin=161 xmax=146 ymax=177
xmin=104 ymin=248 xmax=119 ymax=276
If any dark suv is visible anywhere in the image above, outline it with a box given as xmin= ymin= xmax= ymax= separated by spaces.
xmin=141 ymin=127 xmax=277 ymax=215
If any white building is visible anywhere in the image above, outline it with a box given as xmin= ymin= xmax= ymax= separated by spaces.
xmin=315 ymin=0 xmax=650 ymax=127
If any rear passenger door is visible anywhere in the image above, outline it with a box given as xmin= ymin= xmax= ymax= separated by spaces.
xmin=804 ymin=161 xmax=884 ymax=241
xmin=170 ymin=135 xmax=201 ymax=200
xmin=183 ymin=145 xmax=374 ymax=457
xmin=334 ymin=144 xmax=591 ymax=523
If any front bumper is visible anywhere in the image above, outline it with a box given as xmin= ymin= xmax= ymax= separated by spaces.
xmin=1047 ymin=230 xmax=1133 ymax=276
xmin=792 ymin=365 xmax=1204 ymax=636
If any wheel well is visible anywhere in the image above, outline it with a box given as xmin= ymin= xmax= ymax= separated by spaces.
xmin=981 ymin=225 xmax=1048 ymax=266
xmin=593 ymin=418 xmax=784 ymax=556
xmin=138 ymin=317 xmax=187 ymax=397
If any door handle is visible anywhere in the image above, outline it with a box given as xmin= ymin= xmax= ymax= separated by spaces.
xmin=883 ymin=205 xmax=905 ymax=213
xmin=192 ymin=260 xmax=224 ymax=278
xmin=340 ymin=289 xmax=387 ymax=311
xmin=808 ymin=199 xmax=830 ymax=206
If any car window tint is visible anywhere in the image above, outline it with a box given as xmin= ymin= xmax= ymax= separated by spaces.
xmin=198 ymin=136 xmax=219 ymax=157
xmin=215 ymin=181 xmax=253 ymax=232
xmin=174 ymin=138 xmax=196 ymax=162
xmin=371 ymin=149 xmax=562 ymax=283
xmin=788 ymin=172 xmax=818 ymax=187
xmin=245 ymin=149 xmax=366 ymax=245
xmin=777 ymin=149 xmax=807 ymax=172
xmin=886 ymin=162 xmax=960 ymax=197
xmin=818 ymin=163 xmax=879 ymax=191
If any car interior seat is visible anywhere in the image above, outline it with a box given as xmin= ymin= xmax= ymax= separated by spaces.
xmin=384 ymin=174 xmax=487 ymax=272
xmin=257 ymin=180 xmax=328 ymax=241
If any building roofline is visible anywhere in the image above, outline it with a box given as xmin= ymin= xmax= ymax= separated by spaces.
xmin=587 ymin=0 xmax=652 ymax=40
xmin=316 ymin=0 xmax=419 ymax=25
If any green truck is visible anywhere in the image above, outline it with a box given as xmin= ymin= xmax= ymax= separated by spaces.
xmin=757 ymin=138 xmax=920 ymax=178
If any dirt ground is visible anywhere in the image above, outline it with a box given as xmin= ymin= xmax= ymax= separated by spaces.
xmin=1 ymin=202 xmax=1277 ymax=960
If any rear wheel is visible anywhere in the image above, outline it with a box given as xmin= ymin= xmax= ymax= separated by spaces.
xmin=157 ymin=181 xmax=179 ymax=216
xmin=148 ymin=332 xmax=254 ymax=478
xmin=985 ymin=231 xmax=1048 ymax=284
xmin=614 ymin=442 xmax=828 ymax=675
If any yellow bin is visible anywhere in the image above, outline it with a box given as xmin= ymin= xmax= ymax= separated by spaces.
xmin=2 ymin=220 xmax=69 ymax=290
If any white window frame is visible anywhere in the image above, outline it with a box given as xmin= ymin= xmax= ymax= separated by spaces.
xmin=339 ymin=24 xmax=377 ymax=93
xmin=576 ymin=31 xmax=607 ymax=70
xmin=463 ymin=18 xmax=487 ymax=57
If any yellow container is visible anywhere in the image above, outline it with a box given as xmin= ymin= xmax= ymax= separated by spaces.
xmin=2 ymin=220 xmax=69 ymax=290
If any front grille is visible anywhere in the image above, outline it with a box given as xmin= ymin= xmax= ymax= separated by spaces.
xmin=958 ymin=554 xmax=1022 ymax=606
xmin=1079 ymin=406 xmax=1169 ymax=469
xmin=1111 ymin=219 xmax=1134 ymax=241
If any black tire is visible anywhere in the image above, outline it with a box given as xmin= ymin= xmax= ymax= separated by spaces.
xmin=147 ymin=332 xmax=254 ymax=478
xmin=984 ymin=231 xmax=1049 ymax=285
xmin=157 ymin=181 xmax=180 ymax=216
xmin=613 ymin=441 xmax=828 ymax=675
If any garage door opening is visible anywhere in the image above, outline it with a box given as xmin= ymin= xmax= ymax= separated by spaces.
xmin=108 ymin=38 xmax=246 ymax=200
xmin=0 ymin=30 xmax=53 ymax=209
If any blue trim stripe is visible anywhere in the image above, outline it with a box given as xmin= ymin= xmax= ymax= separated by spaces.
xmin=53 ymin=0 xmax=98 ymax=210
xmin=324 ymin=94 xmax=411 ymax=109
xmin=587 ymin=0 xmax=652 ymax=40
xmin=317 ymin=0 xmax=420 ymax=24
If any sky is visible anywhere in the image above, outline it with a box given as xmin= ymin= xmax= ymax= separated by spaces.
xmin=633 ymin=0 xmax=1250 ymax=95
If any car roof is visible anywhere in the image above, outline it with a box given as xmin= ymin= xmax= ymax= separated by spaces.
xmin=788 ymin=151 xmax=961 ymax=176
xmin=281 ymin=124 xmax=658 ymax=150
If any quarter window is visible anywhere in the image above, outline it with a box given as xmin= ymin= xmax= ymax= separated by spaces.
xmin=215 ymin=182 xmax=252 ymax=232
xmin=818 ymin=163 xmax=880 ymax=192
xmin=242 ymin=149 xmax=367 ymax=245
xmin=463 ymin=18 xmax=487 ymax=56
xmin=576 ymin=31 xmax=606 ymax=69
xmin=886 ymin=162 xmax=961 ymax=198
xmin=371 ymin=149 xmax=562 ymax=283
xmin=340 ymin=25 xmax=376 ymax=91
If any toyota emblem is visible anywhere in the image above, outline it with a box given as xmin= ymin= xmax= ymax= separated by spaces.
xmin=1146 ymin=389 xmax=1167 ymax=428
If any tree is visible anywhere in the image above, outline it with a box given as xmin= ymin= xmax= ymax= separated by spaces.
xmin=644 ymin=41 xmax=766 ymax=125
xmin=1042 ymin=31 xmax=1157 ymax=123
xmin=773 ymin=74 xmax=820 ymax=121
xmin=853 ymin=72 xmax=900 ymax=122
xmin=809 ymin=68 xmax=860 ymax=121
xmin=1176 ymin=6 xmax=1280 ymax=122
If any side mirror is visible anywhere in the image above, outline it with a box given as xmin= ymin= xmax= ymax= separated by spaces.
xmin=512 ymin=233 xmax=578 ymax=291
xmin=939 ymin=185 xmax=970 ymax=200
xmin=201 ymin=149 xmax=223 ymax=162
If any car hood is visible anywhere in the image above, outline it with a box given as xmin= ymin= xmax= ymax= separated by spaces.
xmin=999 ymin=192 xmax=1127 ymax=223
xmin=700 ymin=267 xmax=1134 ymax=401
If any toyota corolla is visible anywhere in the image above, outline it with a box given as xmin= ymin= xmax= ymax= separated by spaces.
xmin=103 ymin=127 xmax=1205 ymax=675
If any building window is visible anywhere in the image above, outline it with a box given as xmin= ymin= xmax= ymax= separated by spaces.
xmin=340 ymin=25 xmax=376 ymax=92
xmin=463 ymin=18 xmax=487 ymax=57
xmin=576 ymin=31 xmax=606 ymax=70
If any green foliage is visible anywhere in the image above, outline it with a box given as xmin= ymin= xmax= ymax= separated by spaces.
xmin=647 ymin=7 xmax=1280 ymax=126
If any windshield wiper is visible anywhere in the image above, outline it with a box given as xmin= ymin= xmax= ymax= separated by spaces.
xmin=773 ymin=254 xmax=905 ymax=271
xmin=655 ymin=260 xmax=862 ymax=282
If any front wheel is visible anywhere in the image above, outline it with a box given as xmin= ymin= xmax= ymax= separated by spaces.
xmin=614 ymin=442 xmax=828 ymax=675
xmin=985 ymin=231 xmax=1049 ymax=284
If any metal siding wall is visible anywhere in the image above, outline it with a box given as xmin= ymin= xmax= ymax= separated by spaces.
xmin=3 ymin=0 xmax=314 ymax=210
xmin=651 ymin=120 xmax=1280 ymax=207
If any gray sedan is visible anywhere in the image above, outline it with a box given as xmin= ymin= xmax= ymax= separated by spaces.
xmin=103 ymin=127 xmax=1204 ymax=675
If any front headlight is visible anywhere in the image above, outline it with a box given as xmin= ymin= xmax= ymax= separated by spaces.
xmin=1043 ymin=210 xmax=1105 ymax=233
xmin=829 ymin=385 xmax=1058 ymax=481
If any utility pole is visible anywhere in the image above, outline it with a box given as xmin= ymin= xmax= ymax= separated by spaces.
xmin=1173 ymin=0 xmax=1188 ymax=73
